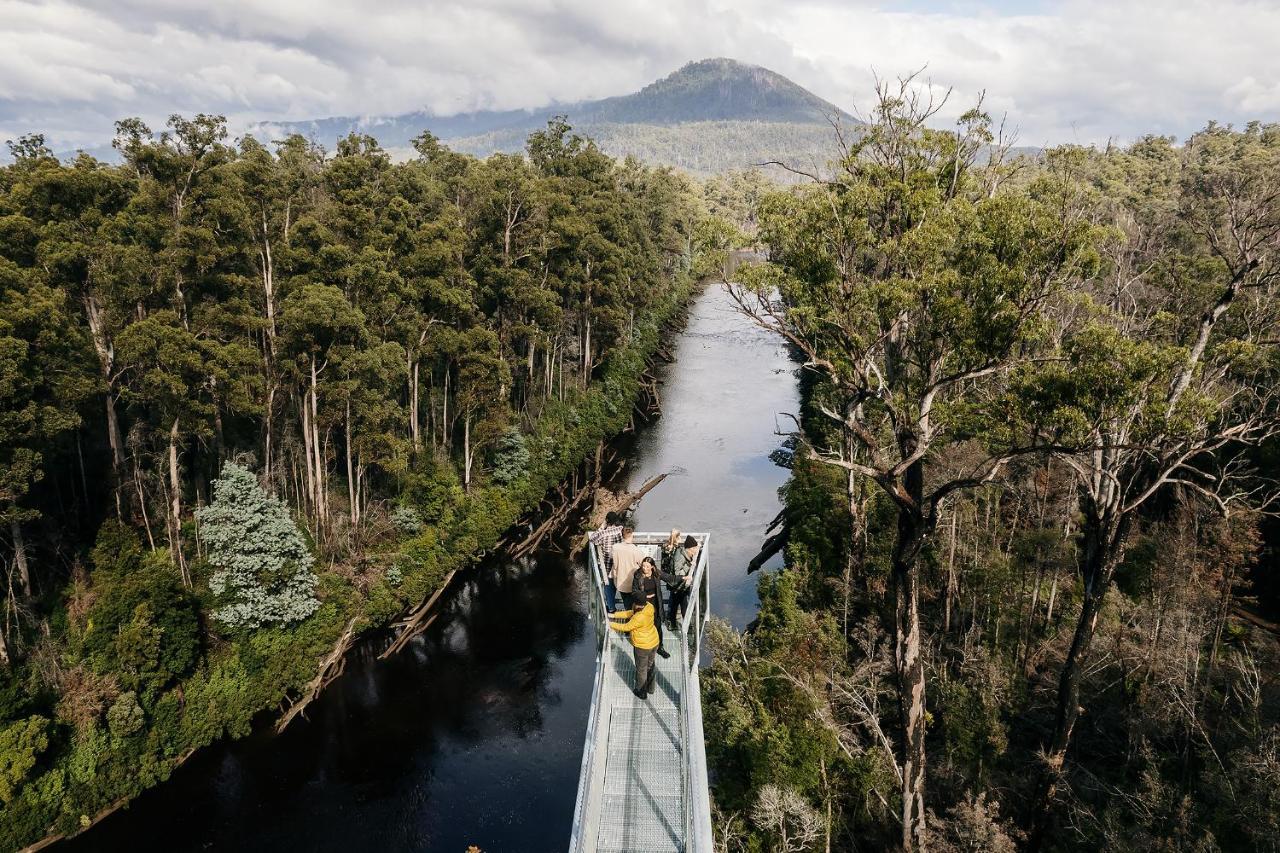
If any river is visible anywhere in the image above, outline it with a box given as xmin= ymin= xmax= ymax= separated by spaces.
xmin=64 ymin=282 xmax=798 ymax=853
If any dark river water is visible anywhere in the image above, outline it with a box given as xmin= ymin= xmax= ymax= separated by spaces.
xmin=63 ymin=283 xmax=798 ymax=853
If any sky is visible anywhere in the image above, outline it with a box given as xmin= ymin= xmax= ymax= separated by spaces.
xmin=2 ymin=0 xmax=1278 ymax=154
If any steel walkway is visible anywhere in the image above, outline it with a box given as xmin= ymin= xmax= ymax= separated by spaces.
xmin=569 ymin=533 xmax=714 ymax=853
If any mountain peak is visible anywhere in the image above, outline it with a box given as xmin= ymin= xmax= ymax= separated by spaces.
xmin=580 ymin=57 xmax=850 ymax=126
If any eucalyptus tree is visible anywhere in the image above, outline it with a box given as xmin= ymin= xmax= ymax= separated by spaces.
xmin=110 ymin=114 xmax=259 ymax=573
xmin=1021 ymin=126 xmax=1280 ymax=842
xmin=730 ymin=79 xmax=1101 ymax=850
xmin=278 ymin=283 xmax=367 ymax=537
xmin=3 ymin=141 xmax=133 ymax=516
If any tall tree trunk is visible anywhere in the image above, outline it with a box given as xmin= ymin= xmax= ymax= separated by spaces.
xmin=441 ymin=365 xmax=450 ymax=449
xmin=583 ymin=311 xmax=592 ymax=388
xmin=301 ymin=390 xmax=315 ymax=517
xmin=168 ymin=417 xmax=189 ymax=586
xmin=944 ymin=508 xmax=958 ymax=634
xmin=893 ymin=461 xmax=928 ymax=852
xmin=345 ymin=399 xmax=358 ymax=528
xmin=132 ymin=457 xmax=157 ymax=550
xmin=1029 ymin=513 xmax=1130 ymax=847
xmin=463 ymin=412 xmax=473 ymax=493
xmin=410 ymin=355 xmax=421 ymax=453
xmin=9 ymin=519 xmax=31 ymax=598
xmin=85 ymin=295 xmax=126 ymax=515
xmin=264 ymin=383 xmax=276 ymax=485
xmin=309 ymin=357 xmax=327 ymax=532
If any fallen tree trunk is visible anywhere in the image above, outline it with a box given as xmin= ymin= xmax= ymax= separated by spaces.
xmin=747 ymin=525 xmax=789 ymax=573
xmin=570 ymin=473 xmax=670 ymax=559
xmin=276 ymin=616 xmax=360 ymax=733
xmin=379 ymin=570 xmax=458 ymax=660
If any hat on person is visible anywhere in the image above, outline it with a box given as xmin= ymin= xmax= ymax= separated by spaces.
xmin=684 ymin=535 xmax=698 ymax=549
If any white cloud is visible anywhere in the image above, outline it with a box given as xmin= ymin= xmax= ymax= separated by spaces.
xmin=0 ymin=0 xmax=1277 ymax=153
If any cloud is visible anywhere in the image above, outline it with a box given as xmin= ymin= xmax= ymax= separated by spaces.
xmin=0 ymin=0 xmax=1276 ymax=154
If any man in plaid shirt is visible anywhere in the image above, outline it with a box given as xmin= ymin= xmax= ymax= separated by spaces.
xmin=588 ymin=512 xmax=625 ymax=612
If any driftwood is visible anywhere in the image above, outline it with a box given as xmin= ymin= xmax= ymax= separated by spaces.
xmin=747 ymin=508 xmax=790 ymax=573
xmin=507 ymin=443 xmax=615 ymax=559
xmin=635 ymin=374 xmax=661 ymax=418
xmin=509 ymin=483 xmax=597 ymax=560
xmin=379 ymin=569 xmax=458 ymax=660
xmin=747 ymin=527 xmax=789 ymax=573
xmin=570 ymin=472 xmax=670 ymax=559
xmin=275 ymin=616 xmax=360 ymax=733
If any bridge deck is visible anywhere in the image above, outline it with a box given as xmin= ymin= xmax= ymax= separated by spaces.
xmin=570 ymin=535 xmax=713 ymax=853
xmin=596 ymin=631 xmax=686 ymax=852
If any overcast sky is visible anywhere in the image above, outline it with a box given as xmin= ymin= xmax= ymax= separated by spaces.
xmin=2 ymin=0 xmax=1278 ymax=154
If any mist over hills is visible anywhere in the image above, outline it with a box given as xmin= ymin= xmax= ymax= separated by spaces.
xmin=250 ymin=58 xmax=855 ymax=175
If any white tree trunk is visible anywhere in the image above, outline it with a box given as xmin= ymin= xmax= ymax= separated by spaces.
xmin=10 ymin=519 xmax=31 ymax=598
xmin=463 ymin=412 xmax=473 ymax=492
xmin=168 ymin=417 xmax=189 ymax=585
xmin=345 ymin=399 xmax=358 ymax=528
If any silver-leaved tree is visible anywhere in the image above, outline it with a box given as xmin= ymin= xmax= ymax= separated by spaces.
xmin=197 ymin=462 xmax=320 ymax=629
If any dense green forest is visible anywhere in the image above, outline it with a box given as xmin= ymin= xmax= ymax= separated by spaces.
xmin=705 ymin=82 xmax=1280 ymax=851
xmin=0 ymin=115 xmax=715 ymax=848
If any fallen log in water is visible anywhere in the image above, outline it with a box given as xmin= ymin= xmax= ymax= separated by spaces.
xmin=379 ymin=569 xmax=459 ymax=660
xmin=276 ymin=616 xmax=360 ymax=733
xmin=570 ymin=472 xmax=670 ymax=558
xmin=747 ymin=525 xmax=789 ymax=573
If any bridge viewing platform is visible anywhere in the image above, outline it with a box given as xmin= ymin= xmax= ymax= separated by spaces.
xmin=569 ymin=533 xmax=714 ymax=853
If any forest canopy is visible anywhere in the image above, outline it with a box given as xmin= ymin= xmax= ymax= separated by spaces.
xmin=708 ymin=80 xmax=1280 ymax=852
xmin=0 ymin=115 xmax=714 ymax=847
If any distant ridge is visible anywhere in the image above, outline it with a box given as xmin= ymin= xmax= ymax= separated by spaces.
xmin=245 ymin=58 xmax=854 ymax=174
xmin=59 ymin=59 xmax=856 ymax=175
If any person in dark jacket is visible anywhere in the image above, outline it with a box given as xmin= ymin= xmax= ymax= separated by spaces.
xmin=666 ymin=535 xmax=699 ymax=630
xmin=631 ymin=556 xmax=671 ymax=658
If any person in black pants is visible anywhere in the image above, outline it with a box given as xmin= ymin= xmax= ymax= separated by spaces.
xmin=665 ymin=535 xmax=699 ymax=630
xmin=631 ymin=557 xmax=671 ymax=659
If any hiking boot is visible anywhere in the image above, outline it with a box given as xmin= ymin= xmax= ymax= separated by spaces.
xmin=657 ymin=647 xmax=670 ymax=659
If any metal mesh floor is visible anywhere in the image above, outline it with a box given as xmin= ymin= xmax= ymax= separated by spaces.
xmin=594 ymin=630 xmax=687 ymax=853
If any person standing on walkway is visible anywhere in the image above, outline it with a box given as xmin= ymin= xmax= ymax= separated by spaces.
xmin=587 ymin=512 xmax=624 ymax=612
xmin=660 ymin=528 xmax=682 ymax=574
xmin=666 ymin=535 xmax=699 ymax=630
xmin=631 ymin=556 xmax=671 ymax=658
xmin=609 ymin=601 xmax=660 ymax=698
xmin=610 ymin=527 xmax=644 ymax=611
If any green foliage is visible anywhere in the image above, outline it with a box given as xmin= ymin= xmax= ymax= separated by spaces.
xmin=489 ymin=427 xmax=530 ymax=485
xmin=106 ymin=692 xmax=143 ymax=739
xmin=197 ymin=462 xmax=320 ymax=629
xmin=0 ymin=716 xmax=48 ymax=804
xmin=81 ymin=524 xmax=199 ymax=701
xmin=0 ymin=110 xmax=709 ymax=849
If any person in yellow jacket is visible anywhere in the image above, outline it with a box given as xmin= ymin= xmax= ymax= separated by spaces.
xmin=610 ymin=601 xmax=660 ymax=698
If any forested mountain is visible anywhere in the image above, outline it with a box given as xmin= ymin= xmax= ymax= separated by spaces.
xmin=251 ymin=58 xmax=854 ymax=175
xmin=0 ymin=117 xmax=719 ymax=848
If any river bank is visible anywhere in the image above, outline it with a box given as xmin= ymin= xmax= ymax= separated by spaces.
xmin=57 ymin=282 xmax=798 ymax=852
xmin=9 ymin=269 xmax=700 ymax=853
